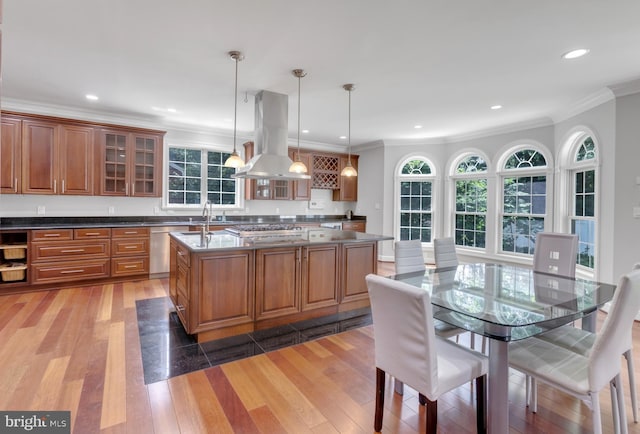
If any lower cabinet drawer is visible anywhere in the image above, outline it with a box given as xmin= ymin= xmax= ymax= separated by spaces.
xmin=112 ymin=239 xmax=149 ymax=257
xmin=31 ymin=240 xmax=110 ymax=262
xmin=32 ymin=259 xmax=110 ymax=284
xmin=111 ymin=257 xmax=149 ymax=276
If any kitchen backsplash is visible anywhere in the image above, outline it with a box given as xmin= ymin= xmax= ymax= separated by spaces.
xmin=0 ymin=189 xmax=356 ymax=218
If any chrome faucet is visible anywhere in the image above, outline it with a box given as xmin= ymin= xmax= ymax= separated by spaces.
xmin=221 ymin=210 xmax=227 ymax=222
xmin=202 ymin=200 xmax=212 ymax=232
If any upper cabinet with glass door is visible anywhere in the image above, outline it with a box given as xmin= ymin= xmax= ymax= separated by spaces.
xmin=97 ymin=128 xmax=164 ymax=197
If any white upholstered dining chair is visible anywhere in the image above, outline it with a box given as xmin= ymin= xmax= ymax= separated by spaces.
xmin=366 ymin=273 xmax=488 ymax=434
xmin=532 ymin=262 xmax=640 ymax=423
xmin=509 ymin=268 xmax=640 ymax=434
xmin=432 ymin=237 xmax=487 ymax=353
xmin=392 ymin=239 xmax=467 ymax=395
xmin=533 ymin=232 xmax=578 ymax=277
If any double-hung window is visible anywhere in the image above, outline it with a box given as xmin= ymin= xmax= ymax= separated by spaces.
xmin=500 ymin=148 xmax=548 ymax=255
xmin=167 ymin=146 xmax=240 ymax=207
xmin=397 ymin=158 xmax=435 ymax=242
xmin=570 ymin=136 xmax=597 ymax=269
xmin=453 ymin=155 xmax=488 ymax=248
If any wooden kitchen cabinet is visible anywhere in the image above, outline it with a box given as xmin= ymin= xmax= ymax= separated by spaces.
xmin=0 ymin=230 xmax=29 ymax=288
xmin=256 ymin=243 xmax=340 ymax=319
xmin=256 ymin=246 xmax=300 ymax=320
xmin=333 ymin=155 xmax=358 ymax=201
xmin=97 ymin=129 xmax=162 ymax=197
xmin=342 ymin=221 xmax=366 ymax=232
xmin=301 ymin=244 xmax=340 ymax=311
xmin=110 ymin=227 xmax=150 ymax=276
xmin=0 ymin=116 xmax=21 ymax=193
xmin=31 ymin=228 xmax=111 ymax=284
xmin=341 ymin=241 xmax=376 ymax=305
xmin=21 ymin=119 xmax=94 ymax=195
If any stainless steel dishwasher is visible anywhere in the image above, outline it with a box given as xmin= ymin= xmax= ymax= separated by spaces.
xmin=150 ymin=226 xmax=185 ymax=276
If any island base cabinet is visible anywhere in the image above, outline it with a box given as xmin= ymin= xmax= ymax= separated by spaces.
xmin=341 ymin=242 xmax=377 ymax=306
xmin=255 ymin=247 xmax=300 ymax=320
xmin=301 ymin=244 xmax=340 ymax=311
xmin=189 ymin=251 xmax=255 ymax=335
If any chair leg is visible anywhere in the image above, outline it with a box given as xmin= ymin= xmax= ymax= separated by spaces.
xmin=624 ymin=349 xmax=638 ymax=423
xmin=470 ymin=332 xmax=476 ymax=350
xmin=615 ymin=374 xmax=628 ymax=434
xmin=611 ymin=381 xmax=620 ymax=434
xmin=591 ymin=391 xmax=603 ymax=434
xmin=525 ymin=375 xmax=530 ymax=406
xmin=476 ymin=375 xmax=487 ymax=434
xmin=425 ymin=397 xmax=437 ymax=434
xmin=375 ymin=368 xmax=385 ymax=432
xmin=394 ymin=378 xmax=404 ymax=395
xmin=531 ymin=378 xmax=538 ymax=413
xmin=419 ymin=393 xmax=427 ymax=405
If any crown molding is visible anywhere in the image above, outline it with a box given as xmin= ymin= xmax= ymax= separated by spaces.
xmin=445 ymin=117 xmax=554 ymax=143
xmin=608 ymin=77 xmax=640 ymax=97
xmin=551 ymin=88 xmax=615 ymax=124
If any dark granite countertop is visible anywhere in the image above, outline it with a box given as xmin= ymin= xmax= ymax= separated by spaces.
xmin=170 ymin=228 xmax=392 ymax=252
xmin=0 ymin=215 xmax=365 ymax=230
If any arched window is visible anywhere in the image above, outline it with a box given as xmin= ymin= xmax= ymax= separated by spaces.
xmin=499 ymin=147 xmax=549 ymax=255
xmin=570 ymin=136 xmax=597 ymax=269
xmin=452 ymin=154 xmax=488 ymax=248
xmin=397 ymin=157 xmax=435 ymax=242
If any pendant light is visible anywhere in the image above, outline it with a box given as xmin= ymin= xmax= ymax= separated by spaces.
xmin=340 ymin=83 xmax=358 ymax=177
xmin=224 ymin=51 xmax=245 ymax=168
xmin=289 ymin=69 xmax=308 ymax=174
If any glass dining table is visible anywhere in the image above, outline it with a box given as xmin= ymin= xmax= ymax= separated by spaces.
xmin=391 ymin=262 xmax=617 ymax=434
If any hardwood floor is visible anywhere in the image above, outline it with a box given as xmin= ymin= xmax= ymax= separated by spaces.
xmin=0 ymin=265 xmax=639 ymax=433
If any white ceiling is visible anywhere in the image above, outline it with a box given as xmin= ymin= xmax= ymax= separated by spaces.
xmin=3 ymin=0 xmax=640 ymax=147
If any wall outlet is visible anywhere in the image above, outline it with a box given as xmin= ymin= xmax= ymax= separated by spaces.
xmin=37 ymin=206 xmax=45 ymax=215
xmin=309 ymin=200 xmax=325 ymax=209
xmin=633 ymin=207 xmax=640 ymax=218
xmin=108 ymin=206 xmax=115 ymax=215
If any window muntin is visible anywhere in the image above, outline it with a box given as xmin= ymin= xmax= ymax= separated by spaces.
xmin=453 ymin=155 xmax=488 ymax=248
xmin=398 ymin=158 xmax=434 ymax=242
xmin=500 ymin=148 xmax=547 ymax=255
xmin=167 ymin=146 xmax=238 ymax=207
xmin=570 ymin=136 xmax=597 ymax=269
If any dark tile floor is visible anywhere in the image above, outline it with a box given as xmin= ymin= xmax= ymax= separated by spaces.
xmin=136 ymin=297 xmax=372 ymax=384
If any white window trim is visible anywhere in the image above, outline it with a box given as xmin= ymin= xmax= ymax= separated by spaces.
xmin=393 ymin=154 xmax=439 ymax=244
xmin=163 ymin=143 xmax=245 ymax=211
xmin=556 ymin=129 xmax=600 ymax=278
xmin=445 ymin=149 xmax=491 ymax=252
xmin=495 ymin=142 xmax=554 ymax=260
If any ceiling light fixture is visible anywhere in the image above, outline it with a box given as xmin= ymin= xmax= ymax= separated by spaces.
xmin=491 ymin=105 xmax=502 ymax=110
xmin=289 ymin=69 xmax=308 ymax=174
xmin=562 ymin=48 xmax=590 ymax=59
xmin=86 ymin=94 xmax=98 ymax=101
xmin=224 ymin=50 xmax=245 ymax=168
xmin=414 ymin=125 xmax=423 ymax=129
xmin=340 ymin=84 xmax=357 ymax=177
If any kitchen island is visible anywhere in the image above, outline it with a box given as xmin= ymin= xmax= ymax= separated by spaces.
xmin=169 ymin=228 xmax=392 ymax=342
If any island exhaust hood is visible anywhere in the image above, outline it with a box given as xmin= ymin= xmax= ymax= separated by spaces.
xmin=232 ymin=90 xmax=311 ymax=180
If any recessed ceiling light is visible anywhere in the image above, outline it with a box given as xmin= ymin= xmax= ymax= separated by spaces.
xmin=491 ymin=105 xmax=502 ymax=110
xmin=167 ymin=107 xmax=177 ymax=113
xmin=414 ymin=125 xmax=423 ymax=129
xmin=562 ymin=48 xmax=590 ymax=59
xmin=86 ymin=94 xmax=99 ymax=101
xmin=302 ymin=129 xmax=309 ymax=134
xmin=339 ymin=135 xmax=347 ymax=140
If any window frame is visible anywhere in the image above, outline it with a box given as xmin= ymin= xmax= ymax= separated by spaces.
xmin=561 ymin=132 xmax=600 ymax=275
xmin=496 ymin=143 xmax=554 ymax=258
xmin=164 ymin=143 xmax=244 ymax=210
xmin=449 ymin=153 xmax=489 ymax=250
xmin=394 ymin=155 xmax=439 ymax=244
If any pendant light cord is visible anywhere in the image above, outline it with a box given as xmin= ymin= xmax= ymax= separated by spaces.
xmin=233 ymin=55 xmax=238 ymax=154
xmin=347 ymin=87 xmax=351 ymax=163
xmin=297 ymin=73 xmax=301 ymax=159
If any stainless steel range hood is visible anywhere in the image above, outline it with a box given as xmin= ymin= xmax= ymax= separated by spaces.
xmin=232 ymin=90 xmax=311 ymax=180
